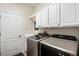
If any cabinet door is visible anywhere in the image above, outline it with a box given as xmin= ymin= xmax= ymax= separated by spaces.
xmin=76 ymin=3 xmax=79 ymax=25
xmin=36 ymin=12 xmax=41 ymax=28
xmin=61 ymin=3 xmax=76 ymax=26
xmin=49 ymin=4 xmax=59 ymax=27
xmin=40 ymin=43 xmax=71 ymax=56
xmin=40 ymin=8 xmax=48 ymax=27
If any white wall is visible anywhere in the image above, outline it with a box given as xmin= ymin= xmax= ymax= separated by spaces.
xmin=33 ymin=3 xmax=51 ymax=13
xmin=41 ymin=27 xmax=79 ymax=40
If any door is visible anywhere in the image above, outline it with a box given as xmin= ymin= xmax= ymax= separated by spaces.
xmin=1 ymin=12 xmax=23 ymax=56
xmin=61 ymin=3 xmax=76 ymax=26
xmin=49 ymin=4 xmax=60 ymax=27
xmin=40 ymin=8 xmax=48 ymax=28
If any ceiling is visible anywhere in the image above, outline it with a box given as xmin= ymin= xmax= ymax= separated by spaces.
xmin=19 ymin=3 xmax=41 ymax=8
xmin=25 ymin=3 xmax=41 ymax=7
xmin=18 ymin=3 xmax=51 ymax=8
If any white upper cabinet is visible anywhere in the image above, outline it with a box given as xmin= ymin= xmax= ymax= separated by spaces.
xmin=40 ymin=7 xmax=49 ymax=28
xmin=76 ymin=3 xmax=79 ymax=26
xmin=35 ymin=3 xmax=79 ymax=28
xmin=61 ymin=3 xmax=76 ymax=26
xmin=36 ymin=12 xmax=41 ymax=28
xmin=49 ymin=4 xmax=60 ymax=27
xmin=36 ymin=7 xmax=49 ymax=28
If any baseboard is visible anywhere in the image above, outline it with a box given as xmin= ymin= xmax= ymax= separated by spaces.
xmin=22 ymin=50 xmax=27 ymax=56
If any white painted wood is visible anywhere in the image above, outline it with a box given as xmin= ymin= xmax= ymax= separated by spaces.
xmin=0 ymin=15 xmax=1 ymax=55
xmin=49 ymin=4 xmax=59 ymax=27
xmin=40 ymin=8 xmax=48 ymax=28
xmin=36 ymin=7 xmax=48 ymax=28
xmin=36 ymin=12 xmax=41 ymax=28
xmin=35 ymin=3 xmax=79 ymax=28
xmin=1 ymin=12 xmax=23 ymax=56
xmin=76 ymin=3 xmax=79 ymax=25
xmin=61 ymin=3 xmax=76 ymax=26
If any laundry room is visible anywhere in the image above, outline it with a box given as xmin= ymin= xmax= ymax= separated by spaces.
xmin=0 ymin=2 xmax=79 ymax=56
